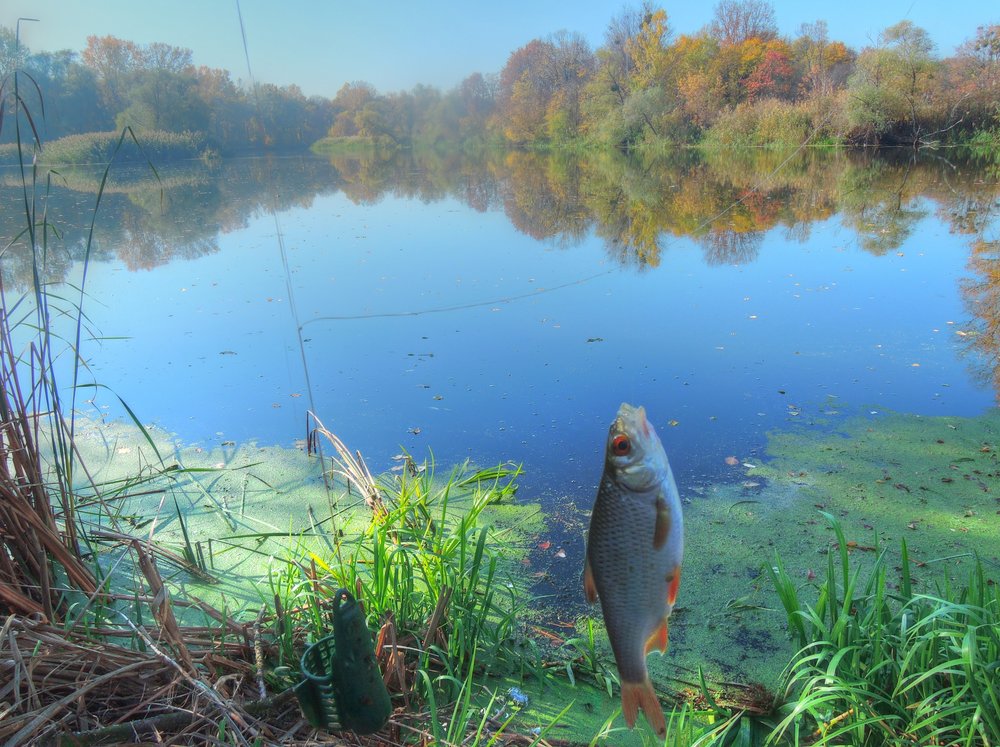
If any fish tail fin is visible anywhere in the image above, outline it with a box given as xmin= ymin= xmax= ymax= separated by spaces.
xmin=620 ymin=678 xmax=666 ymax=737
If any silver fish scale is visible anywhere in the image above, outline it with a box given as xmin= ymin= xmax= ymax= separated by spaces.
xmin=587 ymin=470 xmax=679 ymax=684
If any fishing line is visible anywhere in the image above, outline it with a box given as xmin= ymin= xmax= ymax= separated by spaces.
xmin=235 ymin=0 xmax=345 ymax=551
xmin=235 ymin=0 xmax=318 ymax=424
xmin=299 ymin=270 xmax=612 ymax=327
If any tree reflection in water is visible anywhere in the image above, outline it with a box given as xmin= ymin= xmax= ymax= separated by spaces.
xmin=2 ymin=147 xmax=997 ymax=396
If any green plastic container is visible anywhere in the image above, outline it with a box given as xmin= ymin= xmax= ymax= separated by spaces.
xmin=293 ymin=589 xmax=392 ymax=735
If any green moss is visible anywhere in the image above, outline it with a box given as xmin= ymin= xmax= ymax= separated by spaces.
xmin=69 ymin=417 xmax=548 ymax=618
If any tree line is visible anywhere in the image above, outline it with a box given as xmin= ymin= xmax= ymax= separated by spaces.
xmin=2 ymin=0 xmax=998 ymax=155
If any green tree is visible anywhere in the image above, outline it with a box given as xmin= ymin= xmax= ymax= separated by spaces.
xmin=583 ymin=4 xmax=679 ymax=146
xmin=847 ymin=21 xmax=940 ymax=144
xmin=116 ymin=68 xmax=207 ymax=133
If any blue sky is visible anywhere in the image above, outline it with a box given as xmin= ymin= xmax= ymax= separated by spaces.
xmin=8 ymin=1 xmax=996 ymax=97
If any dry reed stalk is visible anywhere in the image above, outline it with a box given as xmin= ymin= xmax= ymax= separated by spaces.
xmin=0 ymin=299 xmax=98 ymax=620
xmin=132 ymin=538 xmax=197 ymax=674
xmin=307 ymin=412 xmax=387 ymax=519
xmin=89 ymin=526 xmax=217 ymax=582
xmin=0 ymin=609 xmax=316 ymax=745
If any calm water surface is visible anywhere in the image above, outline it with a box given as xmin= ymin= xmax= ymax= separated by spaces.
xmin=6 ymin=148 xmax=999 ymax=498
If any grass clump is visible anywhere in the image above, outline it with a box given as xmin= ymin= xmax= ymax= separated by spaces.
xmin=299 ymin=417 xmax=543 ymax=704
xmin=311 ymin=134 xmax=398 ymax=156
xmin=35 ymin=130 xmax=207 ymax=165
xmin=769 ymin=514 xmax=1000 ymax=745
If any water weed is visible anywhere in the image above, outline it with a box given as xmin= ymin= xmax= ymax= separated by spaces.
xmin=769 ymin=513 xmax=999 ymax=745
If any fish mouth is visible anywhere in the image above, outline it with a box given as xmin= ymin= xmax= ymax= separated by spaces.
xmin=617 ymin=402 xmax=651 ymax=437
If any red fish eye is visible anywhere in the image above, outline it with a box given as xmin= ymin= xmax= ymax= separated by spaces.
xmin=612 ymin=435 xmax=631 ymax=455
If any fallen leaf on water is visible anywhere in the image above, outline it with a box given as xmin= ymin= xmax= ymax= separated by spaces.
xmin=290 ymin=392 xmax=301 ymax=398
xmin=724 ymin=456 xmax=739 ymax=466
xmin=668 ymin=419 xmax=679 ymax=427
xmin=537 ymin=540 xmax=552 ymax=551
xmin=553 ymin=548 xmax=566 ymax=559
xmin=409 ymin=427 xmax=422 ymax=435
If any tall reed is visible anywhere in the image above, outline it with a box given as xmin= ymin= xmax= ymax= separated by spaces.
xmin=307 ymin=414 xmax=537 ymax=702
xmin=768 ymin=513 xmax=999 ymax=745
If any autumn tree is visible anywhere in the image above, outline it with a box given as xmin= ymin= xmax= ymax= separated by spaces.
xmin=792 ymin=21 xmax=853 ymax=98
xmin=583 ymin=4 xmax=685 ymax=145
xmin=672 ymin=33 xmax=724 ymax=128
xmin=453 ymin=72 xmax=497 ymax=138
xmin=495 ymin=34 xmax=594 ymax=144
xmin=946 ymin=25 xmax=1000 ymax=135
xmin=81 ymin=35 xmax=142 ymax=112
xmin=709 ymin=0 xmax=778 ymax=46
xmin=847 ymin=20 xmax=941 ymax=144
xmin=746 ymin=45 xmax=794 ymax=102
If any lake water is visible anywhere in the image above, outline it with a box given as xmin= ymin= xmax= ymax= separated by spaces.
xmin=4 ymin=147 xmax=998 ymax=500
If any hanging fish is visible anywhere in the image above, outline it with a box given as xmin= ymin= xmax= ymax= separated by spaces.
xmin=583 ymin=403 xmax=684 ymax=736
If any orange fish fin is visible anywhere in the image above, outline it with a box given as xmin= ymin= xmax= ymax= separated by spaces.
xmin=653 ymin=492 xmax=671 ymax=550
xmin=620 ymin=678 xmax=666 ymax=736
xmin=583 ymin=556 xmax=598 ymax=604
xmin=667 ymin=566 xmax=681 ymax=607
xmin=644 ymin=618 xmax=669 ymax=655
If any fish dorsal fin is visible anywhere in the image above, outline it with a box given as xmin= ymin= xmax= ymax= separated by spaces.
xmin=653 ymin=491 xmax=671 ymax=550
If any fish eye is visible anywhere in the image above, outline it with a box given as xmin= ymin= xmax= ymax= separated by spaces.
xmin=611 ymin=434 xmax=631 ymax=455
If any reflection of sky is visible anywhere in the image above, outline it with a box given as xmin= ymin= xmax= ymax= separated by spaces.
xmin=72 ymin=186 xmax=994 ymax=500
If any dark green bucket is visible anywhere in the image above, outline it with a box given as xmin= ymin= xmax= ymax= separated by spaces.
xmin=293 ymin=589 xmax=392 ymax=735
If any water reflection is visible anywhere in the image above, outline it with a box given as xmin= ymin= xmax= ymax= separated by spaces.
xmin=2 ymin=147 xmax=997 ymax=404
xmin=6 ymin=149 xmax=997 ymax=278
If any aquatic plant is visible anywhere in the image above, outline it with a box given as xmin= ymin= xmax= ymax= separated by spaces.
xmin=768 ymin=513 xmax=1000 ymax=745
xmin=306 ymin=415 xmax=541 ymax=702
